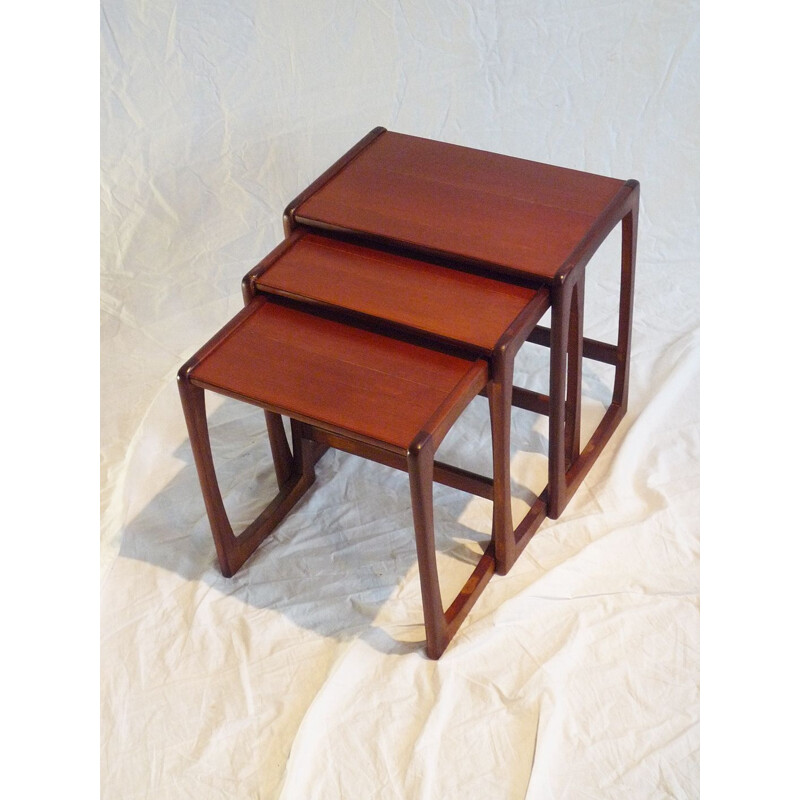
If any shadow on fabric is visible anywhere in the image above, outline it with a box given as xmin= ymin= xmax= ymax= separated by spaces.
xmin=116 ymin=393 xmax=551 ymax=655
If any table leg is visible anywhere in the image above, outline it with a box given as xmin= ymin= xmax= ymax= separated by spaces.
xmin=178 ymin=373 xmax=317 ymax=577
xmin=407 ymin=435 xmax=448 ymax=659
xmin=265 ymin=411 xmax=293 ymax=488
xmin=613 ymin=201 xmax=638 ymax=412
xmin=487 ymin=355 xmax=514 ymax=575
xmin=546 ymin=270 xmax=586 ymax=519
xmin=547 ymin=280 xmax=570 ymax=518
xmin=546 ymin=187 xmax=638 ymax=519
xmin=565 ymin=274 xmax=586 ymax=467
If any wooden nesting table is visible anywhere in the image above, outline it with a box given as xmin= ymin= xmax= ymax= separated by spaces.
xmin=242 ymin=230 xmax=551 ymax=576
xmin=178 ymin=296 xmax=491 ymax=658
xmin=178 ymin=128 xmax=639 ymax=658
xmin=284 ymin=128 xmax=640 ymax=519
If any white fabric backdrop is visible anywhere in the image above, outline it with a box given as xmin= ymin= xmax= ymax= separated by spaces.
xmin=101 ymin=1 xmax=699 ymax=797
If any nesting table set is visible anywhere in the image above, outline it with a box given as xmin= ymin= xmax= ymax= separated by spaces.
xmin=178 ymin=128 xmax=639 ymax=658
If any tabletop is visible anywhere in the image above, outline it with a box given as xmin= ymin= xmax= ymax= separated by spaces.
xmin=187 ymin=296 xmax=487 ymax=452
xmin=251 ymin=230 xmax=544 ymax=355
xmin=292 ymin=129 xmax=629 ymax=284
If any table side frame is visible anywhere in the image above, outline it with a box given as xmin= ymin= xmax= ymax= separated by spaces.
xmin=544 ymin=179 xmax=639 ymax=517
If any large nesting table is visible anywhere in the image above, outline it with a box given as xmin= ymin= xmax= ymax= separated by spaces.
xmin=283 ymin=128 xmax=639 ymax=519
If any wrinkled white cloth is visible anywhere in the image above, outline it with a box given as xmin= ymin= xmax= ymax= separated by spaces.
xmin=101 ymin=1 xmax=699 ymax=797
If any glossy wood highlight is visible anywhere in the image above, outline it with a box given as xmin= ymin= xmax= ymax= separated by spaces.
xmin=180 ymin=129 xmax=640 ymax=658
xmin=188 ymin=296 xmax=484 ymax=453
xmin=293 ymin=129 xmax=625 ymax=283
xmin=249 ymin=230 xmax=538 ymax=354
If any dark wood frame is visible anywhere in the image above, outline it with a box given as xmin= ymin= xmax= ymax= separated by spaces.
xmin=540 ymin=180 xmax=639 ymax=517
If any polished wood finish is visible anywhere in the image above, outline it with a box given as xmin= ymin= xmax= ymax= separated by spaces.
xmin=180 ymin=129 xmax=639 ymax=658
xmin=186 ymin=296 xmax=484 ymax=452
xmin=283 ymin=128 xmax=639 ymax=520
xmin=178 ymin=377 xmax=316 ymax=579
xmin=282 ymin=127 xmax=385 ymax=239
xmin=291 ymin=129 xmax=626 ymax=283
xmin=543 ymin=182 xmax=639 ymax=516
xmin=243 ymin=229 xmax=551 ymax=575
xmin=247 ymin=230 xmax=538 ymax=354
xmin=178 ymin=295 xmax=492 ymax=658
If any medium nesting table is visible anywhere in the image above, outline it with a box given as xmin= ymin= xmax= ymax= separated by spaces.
xmin=242 ymin=229 xmax=551 ymax=575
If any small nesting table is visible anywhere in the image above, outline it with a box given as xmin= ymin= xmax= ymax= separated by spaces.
xmin=179 ymin=295 xmax=492 ymax=658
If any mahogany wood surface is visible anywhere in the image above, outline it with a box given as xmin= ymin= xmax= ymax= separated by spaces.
xmin=292 ymin=130 xmax=626 ymax=283
xmin=252 ymin=230 xmax=539 ymax=355
xmin=178 ymin=293 xmax=497 ymax=657
xmin=285 ymin=129 xmax=639 ymax=521
xmin=243 ymin=229 xmax=552 ymax=575
xmin=186 ymin=295 xmax=487 ymax=453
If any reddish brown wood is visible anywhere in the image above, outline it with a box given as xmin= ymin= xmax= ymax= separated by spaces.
xmin=528 ymin=326 xmax=617 ymax=365
xmin=546 ymin=280 xmax=569 ymax=517
xmin=305 ymin=427 xmax=497 ymax=659
xmin=177 ymin=374 xmax=317 ymax=578
xmin=188 ymin=296 xmax=486 ymax=453
xmin=282 ymin=129 xmax=639 ymax=523
xmin=182 ymin=131 xmax=640 ymax=656
xmin=546 ymin=182 xmax=639 ymax=517
xmin=304 ymin=425 xmax=495 ymax=500
xmin=290 ymin=130 xmax=625 ymax=283
xmin=253 ymin=231 xmax=537 ymax=354
xmin=245 ymin=230 xmax=551 ymax=574
xmin=539 ymin=184 xmax=640 ymax=517
xmin=178 ymin=294 xmax=495 ymax=657
xmin=613 ymin=191 xmax=639 ymax=411
xmin=443 ymin=546 xmax=496 ymax=638
xmin=407 ymin=435 xmax=448 ymax=658
xmin=566 ymin=274 xmax=586 ymax=467
xmin=507 ymin=385 xmax=550 ymax=415
xmin=264 ymin=411 xmax=293 ymax=488
xmin=282 ymin=127 xmax=386 ymax=238
xmin=486 ymin=362 xmax=513 ymax=573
